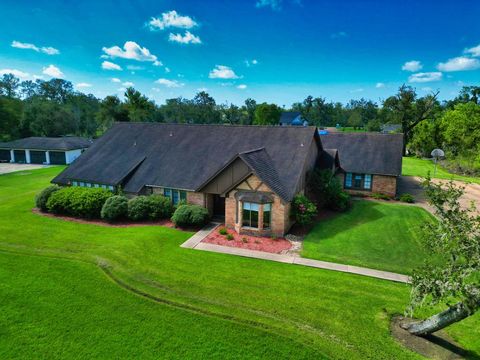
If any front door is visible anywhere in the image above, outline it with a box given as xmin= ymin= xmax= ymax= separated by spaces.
xmin=213 ymin=194 xmax=226 ymax=217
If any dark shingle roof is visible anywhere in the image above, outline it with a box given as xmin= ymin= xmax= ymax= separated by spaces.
xmin=52 ymin=123 xmax=319 ymax=200
xmin=0 ymin=137 xmax=92 ymax=151
xmin=319 ymin=132 xmax=403 ymax=176
xmin=279 ymin=111 xmax=301 ymax=125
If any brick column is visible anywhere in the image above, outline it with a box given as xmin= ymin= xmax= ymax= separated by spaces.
xmin=45 ymin=151 xmax=51 ymax=164
xmin=258 ymin=205 xmax=264 ymax=230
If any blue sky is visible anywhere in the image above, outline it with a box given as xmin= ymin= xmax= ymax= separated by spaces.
xmin=1 ymin=0 xmax=479 ymax=106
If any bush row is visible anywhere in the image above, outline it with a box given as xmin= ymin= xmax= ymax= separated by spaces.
xmin=35 ymin=186 xmax=209 ymax=227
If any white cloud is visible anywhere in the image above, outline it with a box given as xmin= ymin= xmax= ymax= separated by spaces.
xmin=148 ymin=10 xmax=197 ymax=30
xmin=165 ymin=67 xmax=171 ymax=73
xmin=102 ymin=61 xmax=122 ymax=71
xmin=437 ymin=56 xmax=480 ymax=72
xmin=256 ymin=0 xmax=281 ymax=11
xmin=330 ymin=31 xmax=348 ymax=39
xmin=237 ymin=84 xmax=247 ymax=89
xmin=168 ymin=31 xmax=202 ymax=44
xmin=349 ymin=88 xmax=364 ymax=93
xmin=0 ymin=68 xmax=30 ymax=79
xmin=111 ymin=77 xmax=121 ymax=83
xmin=155 ymin=78 xmax=184 ymax=88
xmin=375 ymin=82 xmax=385 ymax=88
xmin=408 ymin=72 xmax=442 ymax=83
xmin=464 ymin=44 xmax=480 ymax=57
xmin=245 ymin=59 xmax=258 ymax=67
xmin=42 ymin=64 xmax=64 ymax=78
xmin=197 ymin=87 xmax=208 ymax=92
xmin=421 ymin=87 xmax=433 ymax=92
xmin=209 ymin=65 xmax=239 ymax=79
xmin=76 ymin=83 xmax=92 ymax=88
xmin=126 ymin=65 xmax=144 ymax=71
xmin=402 ymin=60 xmax=422 ymax=72
xmin=102 ymin=41 xmax=161 ymax=65
xmin=122 ymin=81 xmax=135 ymax=87
xmin=11 ymin=40 xmax=59 ymax=55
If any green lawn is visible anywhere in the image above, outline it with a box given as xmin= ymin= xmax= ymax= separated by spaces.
xmin=402 ymin=156 xmax=480 ymax=184
xmin=0 ymin=167 xmax=479 ymax=359
xmin=302 ymin=201 xmax=433 ymax=274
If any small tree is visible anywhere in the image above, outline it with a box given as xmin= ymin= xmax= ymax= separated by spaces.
xmin=291 ymin=194 xmax=317 ymax=227
xmin=402 ymin=178 xmax=480 ymax=335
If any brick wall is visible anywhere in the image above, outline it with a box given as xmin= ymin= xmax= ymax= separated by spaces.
xmin=336 ymin=172 xmax=397 ymax=197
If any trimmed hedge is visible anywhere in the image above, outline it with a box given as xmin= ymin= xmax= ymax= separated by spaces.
xmin=171 ymin=204 xmax=210 ymax=228
xmin=46 ymin=187 xmax=113 ymax=219
xmin=35 ymin=185 xmax=60 ymax=212
xmin=127 ymin=196 xmax=151 ymax=221
xmin=101 ymin=195 xmax=128 ymax=221
xmin=127 ymin=195 xmax=174 ymax=221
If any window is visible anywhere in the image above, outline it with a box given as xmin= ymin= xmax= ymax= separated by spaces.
xmin=164 ymin=188 xmax=187 ymax=205
xmin=72 ymin=181 xmax=78 ymax=186
xmin=79 ymin=182 xmax=85 ymax=187
xmin=345 ymin=173 xmax=372 ymax=191
xmin=263 ymin=203 xmax=271 ymax=229
xmin=242 ymin=202 xmax=259 ymax=228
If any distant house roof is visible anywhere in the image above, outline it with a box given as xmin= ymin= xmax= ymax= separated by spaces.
xmin=52 ymin=123 xmax=320 ymax=201
xmin=280 ymin=111 xmax=306 ymax=126
xmin=381 ymin=124 xmax=402 ymax=133
xmin=319 ymin=133 xmax=403 ymax=176
xmin=0 ymin=137 xmax=92 ymax=151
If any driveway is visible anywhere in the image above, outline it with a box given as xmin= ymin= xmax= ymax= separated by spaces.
xmin=0 ymin=163 xmax=50 ymax=175
xmin=398 ymin=175 xmax=480 ymax=216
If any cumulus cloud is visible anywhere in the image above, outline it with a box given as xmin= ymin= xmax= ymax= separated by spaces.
xmin=237 ymin=84 xmax=247 ymax=89
xmin=0 ymin=68 xmax=30 ymax=79
xmin=155 ymin=78 xmax=184 ymax=88
xmin=102 ymin=61 xmax=122 ymax=71
xmin=11 ymin=40 xmax=59 ymax=55
xmin=402 ymin=60 xmax=422 ymax=72
xmin=42 ymin=64 xmax=64 ymax=78
xmin=168 ymin=31 xmax=202 ymax=44
xmin=437 ymin=56 xmax=480 ymax=72
xmin=464 ymin=44 xmax=480 ymax=57
xmin=76 ymin=83 xmax=92 ymax=88
xmin=122 ymin=81 xmax=135 ymax=87
xmin=375 ymin=82 xmax=385 ymax=88
xmin=209 ymin=65 xmax=239 ymax=79
xmin=111 ymin=77 xmax=121 ymax=83
xmin=408 ymin=72 xmax=442 ymax=83
xmin=148 ymin=10 xmax=197 ymax=30
xmin=102 ymin=41 xmax=161 ymax=66
xmin=256 ymin=0 xmax=282 ymax=11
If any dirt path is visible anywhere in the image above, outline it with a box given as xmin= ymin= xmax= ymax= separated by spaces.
xmin=398 ymin=176 xmax=480 ymax=216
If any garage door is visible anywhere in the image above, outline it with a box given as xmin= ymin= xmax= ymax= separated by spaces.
xmin=30 ymin=150 xmax=47 ymax=164
xmin=49 ymin=151 xmax=66 ymax=165
xmin=0 ymin=150 xmax=10 ymax=162
xmin=13 ymin=150 xmax=26 ymax=163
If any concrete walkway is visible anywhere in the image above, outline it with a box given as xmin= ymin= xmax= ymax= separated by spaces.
xmin=181 ymin=224 xmax=410 ymax=284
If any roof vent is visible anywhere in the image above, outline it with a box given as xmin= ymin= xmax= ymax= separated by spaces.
xmin=300 ymin=142 xmax=304 ymax=147
xmin=169 ymin=132 xmax=173 ymax=137
xmin=133 ymin=141 xmax=136 ymax=146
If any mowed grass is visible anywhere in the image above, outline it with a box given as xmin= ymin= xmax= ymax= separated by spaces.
xmin=302 ymin=201 xmax=434 ymax=274
xmin=402 ymin=156 xmax=480 ymax=184
xmin=0 ymin=252 xmax=320 ymax=359
xmin=0 ymin=167 xmax=479 ymax=358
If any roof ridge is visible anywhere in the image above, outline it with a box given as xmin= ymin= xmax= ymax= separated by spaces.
xmin=238 ymin=147 xmax=265 ymax=155
xmin=113 ymin=122 xmax=317 ymax=130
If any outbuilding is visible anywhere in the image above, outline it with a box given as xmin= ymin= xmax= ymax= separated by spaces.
xmin=0 ymin=137 xmax=92 ymax=165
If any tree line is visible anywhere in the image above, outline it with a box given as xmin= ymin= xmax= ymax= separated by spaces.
xmin=1 ymin=73 xmax=479 ymax=174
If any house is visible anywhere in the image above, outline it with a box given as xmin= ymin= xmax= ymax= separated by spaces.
xmin=319 ymin=132 xmax=403 ymax=197
xmin=0 ymin=137 xmax=92 ymax=165
xmin=279 ymin=111 xmax=308 ymax=126
xmin=51 ymin=123 xmax=403 ymax=236
xmin=381 ymin=124 xmax=402 ymax=134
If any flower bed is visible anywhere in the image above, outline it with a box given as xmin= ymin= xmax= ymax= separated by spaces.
xmin=203 ymin=226 xmax=292 ymax=254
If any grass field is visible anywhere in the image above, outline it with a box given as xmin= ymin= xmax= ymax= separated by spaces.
xmin=402 ymin=157 xmax=480 ymax=184
xmin=302 ymin=201 xmax=433 ymax=274
xmin=0 ymin=167 xmax=479 ymax=359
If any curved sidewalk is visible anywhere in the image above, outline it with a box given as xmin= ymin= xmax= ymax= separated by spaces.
xmin=181 ymin=224 xmax=410 ymax=284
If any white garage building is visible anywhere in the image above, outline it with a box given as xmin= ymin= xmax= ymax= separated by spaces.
xmin=0 ymin=137 xmax=92 ymax=165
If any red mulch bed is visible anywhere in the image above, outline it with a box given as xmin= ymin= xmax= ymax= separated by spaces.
xmin=202 ymin=226 xmax=292 ymax=254
xmin=31 ymin=208 xmax=186 ymax=229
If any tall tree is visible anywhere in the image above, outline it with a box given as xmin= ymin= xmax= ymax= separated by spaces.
xmin=383 ymin=85 xmax=439 ymax=155
xmin=243 ymin=98 xmax=257 ymax=125
xmin=123 ymin=87 xmax=156 ymax=122
xmin=37 ymin=78 xmax=74 ymax=103
xmin=253 ymin=103 xmax=281 ymax=125
xmin=402 ymin=178 xmax=480 ymax=335
xmin=96 ymin=95 xmax=129 ymax=131
xmin=0 ymin=96 xmax=23 ymax=140
xmin=0 ymin=74 xmax=20 ymax=98
xmin=192 ymin=91 xmax=220 ymax=123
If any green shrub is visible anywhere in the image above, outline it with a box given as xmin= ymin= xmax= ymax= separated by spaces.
xmin=399 ymin=193 xmax=415 ymax=203
xmin=226 ymin=234 xmax=234 ymax=241
xmin=219 ymin=228 xmax=228 ymax=235
xmin=308 ymin=169 xmax=351 ymax=211
xmin=371 ymin=192 xmax=392 ymax=201
xmin=291 ymin=194 xmax=317 ymax=227
xmin=46 ymin=187 xmax=112 ymax=218
xmin=101 ymin=195 xmax=128 ymax=221
xmin=146 ymin=195 xmax=174 ymax=220
xmin=127 ymin=196 xmax=151 ymax=221
xmin=35 ymin=185 xmax=60 ymax=212
xmin=171 ymin=204 xmax=210 ymax=228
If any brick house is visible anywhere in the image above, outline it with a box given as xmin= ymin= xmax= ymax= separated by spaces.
xmin=52 ymin=123 xmax=402 ymax=236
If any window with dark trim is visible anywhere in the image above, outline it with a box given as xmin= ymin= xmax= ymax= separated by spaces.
xmin=242 ymin=202 xmax=259 ymax=228
xmin=163 ymin=188 xmax=187 ymax=205
xmin=344 ymin=173 xmax=372 ymax=191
